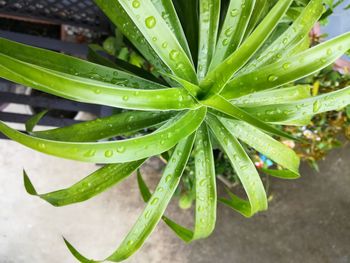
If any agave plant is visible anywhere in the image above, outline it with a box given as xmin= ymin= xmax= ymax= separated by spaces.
xmin=0 ymin=0 xmax=349 ymax=261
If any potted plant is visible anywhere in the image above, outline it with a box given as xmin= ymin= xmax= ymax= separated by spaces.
xmin=0 ymin=0 xmax=349 ymax=262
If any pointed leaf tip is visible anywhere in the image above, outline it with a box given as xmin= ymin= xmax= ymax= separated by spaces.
xmin=23 ymin=170 xmax=37 ymax=196
xmin=63 ymin=237 xmax=97 ymax=263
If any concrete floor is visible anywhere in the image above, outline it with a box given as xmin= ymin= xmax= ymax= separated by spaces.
xmin=0 ymin=139 xmax=349 ymax=263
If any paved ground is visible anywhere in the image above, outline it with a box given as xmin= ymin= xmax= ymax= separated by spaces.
xmin=0 ymin=139 xmax=349 ymax=263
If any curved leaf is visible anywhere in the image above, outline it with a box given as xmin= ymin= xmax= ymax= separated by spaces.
xmin=150 ymin=0 xmax=192 ymax=60
xmin=197 ymin=0 xmax=221 ymax=80
xmin=222 ymin=32 xmax=350 ymax=99
xmin=136 ymin=124 xmax=217 ymax=241
xmin=64 ymin=134 xmax=195 ymax=262
xmin=23 ymin=159 xmax=145 ymax=206
xmin=25 ymin=110 xmax=48 ymax=132
xmin=0 ymin=108 xmax=206 ymax=164
xmin=201 ymin=94 xmax=298 ymax=141
xmin=94 ymin=0 xmax=171 ymax=76
xmin=220 ymin=118 xmax=300 ymax=178
xmin=200 ymin=0 xmax=293 ymax=95
xmin=0 ymin=38 xmax=166 ymax=90
xmin=109 ymin=0 xmax=197 ymax=83
xmin=33 ymin=111 xmax=175 ymax=142
xmin=242 ymin=86 xmax=350 ymax=123
xmin=231 ymin=85 xmax=311 ymax=107
xmin=0 ymin=54 xmax=197 ymax=111
xmin=207 ymin=114 xmax=267 ymax=216
xmin=241 ymin=0 xmax=323 ymax=73
xmin=209 ymin=0 xmax=255 ymax=70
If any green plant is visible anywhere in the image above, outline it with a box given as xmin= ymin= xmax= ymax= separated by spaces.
xmin=0 ymin=0 xmax=349 ymax=261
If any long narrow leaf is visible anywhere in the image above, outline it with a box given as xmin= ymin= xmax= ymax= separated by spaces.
xmin=64 ymin=134 xmax=195 ymax=262
xmin=23 ymin=159 xmax=145 ymax=206
xmin=197 ymin=0 xmax=220 ymax=80
xmin=201 ymin=94 xmax=298 ymax=141
xmin=109 ymin=0 xmax=197 ymax=83
xmin=242 ymin=86 xmax=350 ymax=123
xmin=207 ymin=114 xmax=267 ymax=216
xmin=220 ymin=118 xmax=300 ymax=178
xmin=231 ymin=85 xmax=311 ymax=107
xmin=0 ymin=38 xmax=166 ymax=90
xmin=200 ymin=0 xmax=293 ymax=95
xmin=209 ymin=0 xmax=255 ymax=70
xmin=222 ymin=32 xmax=350 ymax=99
xmin=0 ymin=54 xmax=197 ymax=111
xmin=136 ymin=124 xmax=217 ymax=241
xmin=241 ymin=0 xmax=323 ymax=73
xmin=0 ymin=108 xmax=206 ymax=164
xmin=32 ymin=111 xmax=174 ymax=142
xmin=150 ymin=0 xmax=192 ymax=60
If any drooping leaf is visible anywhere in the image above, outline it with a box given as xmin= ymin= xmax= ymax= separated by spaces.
xmin=0 ymin=54 xmax=197 ymax=111
xmin=220 ymin=118 xmax=300 ymax=178
xmin=0 ymin=108 xmax=206 ymax=164
xmin=207 ymin=114 xmax=268 ymax=217
xmin=65 ymin=134 xmax=195 ymax=262
xmin=201 ymin=94 xmax=299 ymax=141
xmin=33 ymin=111 xmax=175 ymax=142
xmin=0 ymin=37 xmax=166 ymax=90
xmin=23 ymin=159 xmax=145 ymax=206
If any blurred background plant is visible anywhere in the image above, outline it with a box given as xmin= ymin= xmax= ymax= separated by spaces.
xmin=91 ymin=1 xmax=350 ymax=209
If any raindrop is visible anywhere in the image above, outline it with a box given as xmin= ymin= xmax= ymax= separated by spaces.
xmin=122 ymin=95 xmax=129 ymax=101
xmin=105 ymin=150 xmax=114 ymax=158
xmin=162 ymin=42 xmax=168 ymax=48
xmin=282 ymin=62 xmax=291 ymax=70
xmin=151 ymin=198 xmax=159 ymax=205
xmin=117 ymin=146 xmax=125 ymax=153
xmin=222 ymin=39 xmax=229 ymax=46
xmin=165 ymin=175 xmax=171 ymax=182
xmin=145 ymin=16 xmax=156 ymax=29
xmin=38 ymin=143 xmax=46 ymax=149
xmin=132 ymin=0 xmax=140 ymax=8
xmin=268 ymin=75 xmax=278 ymax=82
xmin=94 ymin=89 xmax=101 ymax=94
xmin=169 ymin=50 xmax=180 ymax=60
xmin=84 ymin=149 xmax=96 ymax=157
xmin=199 ymin=179 xmax=207 ymax=186
xmin=230 ymin=9 xmax=239 ymax=17
xmin=313 ymin=100 xmax=321 ymax=113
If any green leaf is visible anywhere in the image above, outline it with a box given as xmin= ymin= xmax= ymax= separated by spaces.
xmin=200 ymin=0 xmax=293 ymax=95
xmin=201 ymin=94 xmax=299 ymax=141
xmin=209 ymin=0 xmax=255 ymax=70
xmin=232 ymin=85 xmax=311 ymax=107
xmin=33 ymin=111 xmax=175 ymax=142
xmin=137 ymin=170 xmax=193 ymax=242
xmin=241 ymin=0 xmax=324 ymax=73
xmin=207 ymin=114 xmax=267 ymax=216
xmin=0 ymin=54 xmax=197 ymax=111
xmin=243 ymin=0 xmax=270 ymax=39
xmin=192 ymin=123 xmax=217 ymax=239
xmin=0 ymin=38 xmax=166 ymax=90
xmin=0 ymin=108 xmax=206 ymax=163
xmin=99 ymin=0 xmax=197 ymax=83
xmin=220 ymin=118 xmax=300 ymax=178
xmin=23 ymin=159 xmax=145 ymax=206
xmin=94 ymin=0 xmax=171 ymax=76
xmin=88 ymin=44 xmax=162 ymax=84
xmin=242 ymin=86 xmax=350 ymax=123
xmin=65 ymin=134 xmax=195 ymax=262
xmin=197 ymin=0 xmax=221 ymax=80
xmin=222 ymin=32 xmax=350 ymax=99
xmin=150 ymin=0 xmax=192 ymax=60
xmin=25 ymin=110 xmax=48 ymax=132
xmin=136 ymin=124 xmax=217 ymax=242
